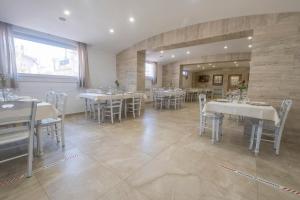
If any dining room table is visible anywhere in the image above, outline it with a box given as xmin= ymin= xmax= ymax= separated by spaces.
xmin=202 ymin=100 xmax=280 ymax=154
xmin=1 ymin=97 xmax=60 ymax=155
xmin=79 ymin=92 xmax=146 ymax=120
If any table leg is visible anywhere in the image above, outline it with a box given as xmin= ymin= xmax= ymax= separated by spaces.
xmin=97 ymin=103 xmax=101 ymax=125
xmin=255 ymin=120 xmax=263 ymax=156
xmin=211 ymin=116 xmax=216 ymax=144
xmin=84 ymin=99 xmax=88 ymax=119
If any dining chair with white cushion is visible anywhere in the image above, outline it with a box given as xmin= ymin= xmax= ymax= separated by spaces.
xmin=126 ymin=94 xmax=142 ymax=118
xmin=0 ymin=101 xmax=37 ymax=177
xmin=199 ymin=94 xmax=223 ymax=142
xmin=102 ymin=96 xmax=123 ymax=124
xmin=249 ymin=99 xmax=292 ymax=155
xmin=37 ymin=92 xmax=67 ymax=153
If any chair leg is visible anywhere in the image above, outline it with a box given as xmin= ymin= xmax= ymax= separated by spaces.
xmin=27 ymin=133 xmax=34 ymax=177
xmin=61 ymin=121 xmax=65 ymax=147
xmin=124 ymin=101 xmax=127 ymax=118
xmin=55 ymin=123 xmax=60 ymax=143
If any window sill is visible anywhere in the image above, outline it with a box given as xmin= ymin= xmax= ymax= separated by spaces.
xmin=17 ymin=74 xmax=78 ymax=83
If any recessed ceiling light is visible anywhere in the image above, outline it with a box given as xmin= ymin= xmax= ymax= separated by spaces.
xmin=224 ymin=45 xmax=228 ymax=49
xmin=64 ymin=10 xmax=71 ymax=16
xmin=202 ymin=66 xmax=205 ymax=70
xmin=234 ymin=61 xmax=237 ymax=64
xmin=197 ymin=65 xmax=201 ymax=68
xmin=248 ymin=36 xmax=253 ymax=40
xmin=129 ymin=17 xmax=135 ymax=23
xmin=212 ymin=65 xmax=216 ymax=68
xmin=209 ymin=63 xmax=212 ymax=66
xmin=248 ymin=44 xmax=253 ymax=48
xmin=171 ymin=54 xmax=175 ymax=58
xmin=186 ymin=51 xmax=190 ymax=55
xmin=160 ymin=50 xmax=164 ymax=54
xmin=109 ymin=29 xmax=115 ymax=34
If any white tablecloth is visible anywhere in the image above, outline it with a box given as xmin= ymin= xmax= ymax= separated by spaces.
xmin=203 ymin=101 xmax=280 ymax=125
xmin=0 ymin=102 xmax=59 ymax=122
xmin=79 ymin=92 xmax=146 ymax=101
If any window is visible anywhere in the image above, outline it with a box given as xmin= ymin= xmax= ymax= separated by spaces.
xmin=13 ymin=28 xmax=79 ymax=77
xmin=145 ymin=62 xmax=156 ymax=79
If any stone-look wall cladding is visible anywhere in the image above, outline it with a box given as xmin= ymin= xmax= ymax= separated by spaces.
xmin=116 ymin=12 xmax=300 ymax=142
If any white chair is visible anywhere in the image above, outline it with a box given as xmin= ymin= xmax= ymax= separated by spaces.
xmin=102 ymin=96 xmax=123 ymax=124
xmin=199 ymin=94 xmax=224 ymax=143
xmin=154 ymin=91 xmax=165 ymax=110
xmin=212 ymin=88 xmax=223 ymax=99
xmin=126 ymin=94 xmax=142 ymax=118
xmin=249 ymin=99 xmax=293 ymax=155
xmin=45 ymin=90 xmax=56 ymax=105
xmin=0 ymin=101 xmax=37 ymax=177
xmin=37 ymin=92 xmax=67 ymax=154
xmin=169 ymin=92 xmax=181 ymax=109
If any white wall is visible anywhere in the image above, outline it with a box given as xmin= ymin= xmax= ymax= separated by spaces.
xmin=88 ymin=46 xmax=116 ymax=88
xmin=15 ymin=47 xmax=116 ymax=114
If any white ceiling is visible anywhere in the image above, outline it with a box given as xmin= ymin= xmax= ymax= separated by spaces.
xmin=0 ymin=0 xmax=300 ymax=53
xmin=146 ymin=38 xmax=251 ymax=64
xmin=183 ymin=61 xmax=250 ymax=72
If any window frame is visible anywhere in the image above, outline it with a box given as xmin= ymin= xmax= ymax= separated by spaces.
xmin=12 ymin=26 xmax=79 ymax=81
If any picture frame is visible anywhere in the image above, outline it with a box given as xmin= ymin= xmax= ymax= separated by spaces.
xmin=213 ymin=74 xmax=223 ymax=86
xmin=198 ymin=75 xmax=210 ymax=83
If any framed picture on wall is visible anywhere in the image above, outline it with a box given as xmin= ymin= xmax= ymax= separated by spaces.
xmin=228 ymin=74 xmax=242 ymax=90
xmin=213 ymin=74 xmax=223 ymax=86
xmin=198 ymin=75 xmax=210 ymax=82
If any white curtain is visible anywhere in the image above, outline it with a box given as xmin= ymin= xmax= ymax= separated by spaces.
xmin=78 ymin=42 xmax=90 ymax=88
xmin=0 ymin=22 xmax=17 ymax=88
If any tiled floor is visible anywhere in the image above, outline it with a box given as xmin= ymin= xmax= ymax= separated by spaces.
xmin=0 ymin=103 xmax=300 ymax=200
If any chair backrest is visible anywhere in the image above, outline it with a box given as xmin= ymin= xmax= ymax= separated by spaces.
xmin=198 ymin=94 xmax=206 ymax=113
xmin=45 ymin=90 xmax=56 ymax=105
xmin=108 ymin=95 xmax=123 ymax=107
xmin=0 ymin=101 xmax=37 ymax=136
xmin=277 ymin=99 xmax=292 ymax=136
xmin=86 ymin=89 xmax=103 ymax=94
xmin=212 ymin=88 xmax=223 ymax=99
xmin=55 ymin=93 xmax=68 ymax=119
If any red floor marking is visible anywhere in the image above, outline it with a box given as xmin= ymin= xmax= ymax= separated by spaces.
xmin=0 ymin=153 xmax=79 ymax=187
xmin=220 ymin=165 xmax=300 ymax=197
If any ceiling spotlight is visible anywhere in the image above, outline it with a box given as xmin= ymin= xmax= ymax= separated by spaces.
xmin=234 ymin=61 xmax=237 ymax=64
xmin=171 ymin=54 xmax=175 ymax=58
xmin=64 ymin=10 xmax=71 ymax=16
xmin=212 ymin=65 xmax=216 ymax=68
xmin=209 ymin=63 xmax=212 ymax=66
xmin=109 ymin=29 xmax=115 ymax=34
xmin=248 ymin=44 xmax=253 ymax=48
xmin=129 ymin=17 xmax=135 ymax=23
xmin=186 ymin=51 xmax=190 ymax=55
xmin=202 ymin=66 xmax=205 ymax=70
xmin=160 ymin=50 xmax=164 ymax=54
xmin=224 ymin=45 xmax=228 ymax=49
xmin=248 ymin=36 xmax=253 ymax=40
xmin=197 ymin=65 xmax=201 ymax=68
